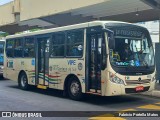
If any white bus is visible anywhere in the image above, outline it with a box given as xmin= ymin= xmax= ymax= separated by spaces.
xmin=3 ymin=21 xmax=155 ymax=100
xmin=0 ymin=38 xmax=5 ymax=77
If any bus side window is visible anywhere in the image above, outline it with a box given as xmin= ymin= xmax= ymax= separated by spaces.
xmin=66 ymin=30 xmax=84 ymax=57
xmin=6 ymin=39 xmax=14 ymax=58
xmin=14 ymin=38 xmax=23 ymax=57
xmin=50 ymin=33 xmax=65 ymax=57
xmin=24 ymin=38 xmax=35 ymax=57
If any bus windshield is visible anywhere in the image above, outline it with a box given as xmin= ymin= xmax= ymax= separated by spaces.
xmin=106 ymin=24 xmax=154 ymax=70
xmin=110 ymin=36 xmax=154 ymax=67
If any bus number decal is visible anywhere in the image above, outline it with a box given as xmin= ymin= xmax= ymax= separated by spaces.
xmin=78 ymin=63 xmax=83 ymax=70
xmin=31 ymin=59 xmax=35 ymax=66
xmin=68 ymin=60 xmax=76 ymax=65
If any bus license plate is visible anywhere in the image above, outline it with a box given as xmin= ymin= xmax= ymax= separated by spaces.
xmin=135 ymin=86 xmax=144 ymax=91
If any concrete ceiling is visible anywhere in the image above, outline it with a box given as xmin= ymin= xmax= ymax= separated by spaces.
xmin=24 ymin=0 xmax=160 ymax=25
xmin=0 ymin=0 xmax=160 ymax=34
xmin=71 ymin=0 xmax=153 ymax=18
xmin=39 ymin=0 xmax=160 ymax=27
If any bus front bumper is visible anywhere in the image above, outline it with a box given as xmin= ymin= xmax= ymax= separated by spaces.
xmin=105 ymin=81 xmax=155 ymax=96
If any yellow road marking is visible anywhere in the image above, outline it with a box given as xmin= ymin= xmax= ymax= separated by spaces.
xmin=120 ymin=109 xmax=136 ymax=112
xmin=95 ymin=113 xmax=114 ymax=117
xmin=137 ymin=104 xmax=160 ymax=110
xmin=117 ymin=108 xmax=136 ymax=114
xmin=89 ymin=102 xmax=160 ymax=120
xmin=155 ymin=102 xmax=160 ymax=105
xmin=89 ymin=112 xmax=126 ymax=120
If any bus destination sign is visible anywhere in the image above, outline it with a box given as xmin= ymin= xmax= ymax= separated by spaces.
xmin=114 ymin=29 xmax=142 ymax=38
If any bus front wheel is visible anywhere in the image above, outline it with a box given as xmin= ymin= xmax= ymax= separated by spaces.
xmin=68 ymin=77 xmax=83 ymax=100
xmin=18 ymin=72 xmax=30 ymax=90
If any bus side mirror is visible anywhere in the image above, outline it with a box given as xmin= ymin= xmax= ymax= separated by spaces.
xmin=108 ymin=37 xmax=115 ymax=49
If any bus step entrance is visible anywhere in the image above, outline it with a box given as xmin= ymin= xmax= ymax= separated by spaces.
xmin=37 ymin=84 xmax=47 ymax=89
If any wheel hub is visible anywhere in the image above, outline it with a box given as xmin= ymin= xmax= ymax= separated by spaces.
xmin=21 ymin=75 xmax=27 ymax=87
xmin=70 ymin=82 xmax=79 ymax=96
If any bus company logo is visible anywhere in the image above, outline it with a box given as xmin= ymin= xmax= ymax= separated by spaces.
xmin=138 ymin=77 xmax=141 ymax=81
xmin=31 ymin=59 xmax=35 ymax=66
xmin=67 ymin=60 xmax=76 ymax=65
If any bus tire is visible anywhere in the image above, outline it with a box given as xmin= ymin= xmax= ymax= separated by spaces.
xmin=68 ymin=77 xmax=83 ymax=100
xmin=18 ymin=72 xmax=30 ymax=90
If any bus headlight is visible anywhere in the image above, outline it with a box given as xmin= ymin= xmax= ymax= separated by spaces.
xmin=110 ymin=73 xmax=125 ymax=85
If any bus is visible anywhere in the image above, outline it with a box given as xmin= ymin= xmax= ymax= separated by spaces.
xmin=0 ymin=38 xmax=5 ymax=77
xmin=3 ymin=21 xmax=155 ymax=100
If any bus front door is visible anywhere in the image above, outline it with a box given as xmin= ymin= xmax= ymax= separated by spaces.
xmin=36 ymin=36 xmax=50 ymax=86
xmin=87 ymin=33 xmax=104 ymax=93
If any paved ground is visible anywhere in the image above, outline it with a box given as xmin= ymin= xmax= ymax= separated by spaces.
xmin=140 ymin=81 xmax=160 ymax=97
xmin=0 ymin=79 xmax=160 ymax=120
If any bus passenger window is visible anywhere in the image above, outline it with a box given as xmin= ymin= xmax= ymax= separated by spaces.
xmin=24 ymin=38 xmax=35 ymax=57
xmin=14 ymin=39 xmax=23 ymax=57
xmin=6 ymin=39 xmax=14 ymax=57
xmin=66 ymin=30 xmax=84 ymax=57
xmin=50 ymin=33 xmax=65 ymax=57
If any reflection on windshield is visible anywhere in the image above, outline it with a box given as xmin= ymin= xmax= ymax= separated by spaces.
xmin=110 ymin=34 xmax=154 ymax=67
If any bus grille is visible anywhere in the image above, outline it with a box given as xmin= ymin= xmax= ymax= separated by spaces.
xmin=125 ymin=79 xmax=151 ymax=85
xmin=125 ymin=86 xmax=150 ymax=93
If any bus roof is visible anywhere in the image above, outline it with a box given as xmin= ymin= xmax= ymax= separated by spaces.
xmin=6 ymin=20 xmax=146 ymax=39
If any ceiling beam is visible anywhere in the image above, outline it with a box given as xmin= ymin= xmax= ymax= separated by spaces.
xmin=141 ymin=0 xmax=160 ymax=9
